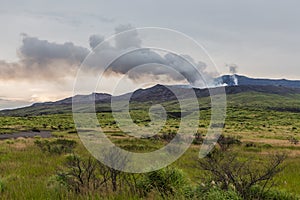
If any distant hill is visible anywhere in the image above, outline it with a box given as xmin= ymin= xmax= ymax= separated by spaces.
xmin=31 ymin=93 xmax=111 ymax=107
xmin=2 ymin=74 xmax=300 ymax=116
xmin=130 ymin=84 xmax=300 ymax=102
xmin=217 ymin=74 xmax=300 ymax=88
xmin=1 ymin=83 xmax=300 ymax=116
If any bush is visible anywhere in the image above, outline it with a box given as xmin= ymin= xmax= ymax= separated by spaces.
xmin=195 ymin=186 xmax=242 ymax=200
xmin=56 ymin=155 xmax=101 ymax=193
xmin=56 ymin=153 xmax=135 ymax=195
xmin=137 ymin=167 xmax=190 ymax=197
xmin=262 ymin=143 xmax=273 ymax=149
xmin=31 ymin=127 xmax=40 ymax=132
xmin=193 ymin=132 xmax=204 ymax=145
xmin=199 ymin=136 xmax=286 ymax=199
xmin=245 ymin=142 xmax=256 ymax=148
xmin=160 ymin=132 xmax=176 ymax=142
xmin=0 ymin=178 xmax=5 ymax=193
xmin=35 ymin=139 xmax=77 ymax=154
xmin=217 ymin=135 xmax=241 ymax=150
xmin=67 ymin=130 xmax=77 ymax=134
xmin=248 ymin=185 xmax=300 ymax=200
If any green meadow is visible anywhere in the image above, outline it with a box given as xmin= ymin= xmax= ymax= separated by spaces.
xmin=0 ymin=92 xmax=300 ymax=199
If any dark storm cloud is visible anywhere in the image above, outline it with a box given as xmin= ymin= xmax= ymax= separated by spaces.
xmin=0 ymin=25 xmax=212 ymax=86
xmin=0 ymin=34 xmax=89 ymax=81
xmin=19 ymin=35 xmax=89 ymax=65
xmin=87 ymin=25 xmax=212 ymax=86
xmin=109 ymin=49 xmax=209 ymax=85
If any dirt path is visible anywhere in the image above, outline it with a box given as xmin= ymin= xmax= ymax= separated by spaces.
xmin=0 ymin=131 xmax=52 ymax=140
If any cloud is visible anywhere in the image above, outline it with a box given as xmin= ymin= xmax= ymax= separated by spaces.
xmin=108 ymin=49 xmax=209 ymax=86
xmin=114 ymin=24 xmax=141 ymax=49
xmin=89 ymin=34 xmax=105 ymax=49
xmin=0 ymin=25 xmax=213 ymax=87
xmin=0 ymin=34 xmax=89 ymax=81
xmin=19 ymin=34 xmax=88 ymax=64
xmin=86 ymin=25 xmax=213 ymax=87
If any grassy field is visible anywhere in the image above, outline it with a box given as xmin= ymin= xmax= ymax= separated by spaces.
xmin=0 ymin=92 xmax=300 ymax=199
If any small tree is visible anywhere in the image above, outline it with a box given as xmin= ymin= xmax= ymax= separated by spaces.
xmin=199 ymin=135 xmax=286 ymax=199
xmin=102 ymin=147 xmax=129 ymax=192
xmin=57 ymin=154 xmax=107 ymax=193
xmin=57 ymin=149 xmax=131 ymax=194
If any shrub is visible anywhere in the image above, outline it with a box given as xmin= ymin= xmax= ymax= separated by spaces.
xmin=6 ymin=140 xmax=14 ymax=145
xmin=56 ymin=155 xmax=101 ymax=193
xmin=160 ymin=132 xmax=176 ymax=142
xmin=58 ymin=125 xmax=63 ymax=130
xmin=0 ymin=178 xmax=5 ymax=193
xmin=217 ymin=135 xmax=241 ymax=150
xmin=245 ymin=142 xmax=256 ymax=148
xmin=199 ymin=136 xmax=286 ymax=199
xmin=32 ymin=127 xmax=40 ymax=132
xmin=35 ymin=139 xmax=77 ymax=154
xmin=195 ymin=186 xmax=242 ymax=200
xmin=248 ymin=185 xmax=300 ymax=200
xmin=137 ymin=167 xmax=189 ymax=197
xmin=121 ymin=144 xmax=155 ymax=152
xmin=56 ymin=152 xmax=134 ymax=195
xmin=67 ymin=130 xmax=77 ymax=134
xmin=262 ymin=143 xmax=273 ymax=149
xmin=193 ymin=132 xmax=203 ymax=145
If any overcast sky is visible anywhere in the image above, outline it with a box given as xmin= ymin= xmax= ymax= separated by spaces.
xmin=0 ymin=0 xmax=300 ymax=109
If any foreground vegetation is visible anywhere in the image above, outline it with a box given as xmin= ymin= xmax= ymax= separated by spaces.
xmin=0 ymin=92 xmax=300 ymax=199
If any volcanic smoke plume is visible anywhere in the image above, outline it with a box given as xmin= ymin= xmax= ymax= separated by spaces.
xmin=227 ymin=64 xmax=238 ymax=86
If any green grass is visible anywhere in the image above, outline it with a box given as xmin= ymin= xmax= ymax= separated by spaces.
xmin=0 ymin=140 xmax=65 ymax=199
xmin=0 ymin=91 xmax=300 ymax=199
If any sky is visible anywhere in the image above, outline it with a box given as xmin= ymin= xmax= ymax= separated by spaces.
xmin=0 ymin=0 xmax=300 ymax=109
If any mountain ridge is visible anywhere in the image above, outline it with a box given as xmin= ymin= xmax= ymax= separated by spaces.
xmin=2 ymin=74 xmax=300 ymax=116
xmin=1 ymin=85 xmax=300 ymax=116
xmin=218 ymin=74 xmax=300 ymax=87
